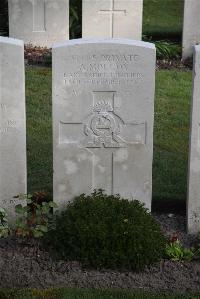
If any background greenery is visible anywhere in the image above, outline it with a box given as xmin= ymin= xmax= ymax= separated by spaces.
xmin=143 ymin=0 xmax=184 ymax=40
xmin=0 ymin=0 xmax=184 ymax=40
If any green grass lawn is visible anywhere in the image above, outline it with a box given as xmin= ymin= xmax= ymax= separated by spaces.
xmin=0 ymin=288 xmax=199 ymax=299
xmin=26 ymin=67 xmax=52 ymax=195
xmin=26 ymin=67 xmax=192 ymax=203
xmin=143 ymin=0 xmax=184 ymax=39
xmin=153 ymin=69 xmax=192 ymax=202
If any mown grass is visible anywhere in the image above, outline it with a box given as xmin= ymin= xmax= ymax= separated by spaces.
xmin=153 ymin=70 xmax=192 ymax=202
xmin=143 ymin=0 xmax=184 ymax=39
xmin=26 ymin=67 xmax=192 ymax=203
xmin=0 ymin=288 xmax=199 ymax=299
xmin=26 ymin=67 xmax=52 ymax=195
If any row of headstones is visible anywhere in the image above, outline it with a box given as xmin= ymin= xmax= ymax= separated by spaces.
xmin=8 ymin=0 xmax=142 ymax=47
xmin=7 ymin=0 xmax=200 ymax=59
xmin=0 ymin=35 xmax=200 ymax=235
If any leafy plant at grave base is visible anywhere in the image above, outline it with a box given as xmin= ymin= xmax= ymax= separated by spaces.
xmin=44 ymin=189 xmax=166 ymax=271
xmin=15 ymin=192 xmax=57 ymax=238
xmin=165 ymin=235 xmax=198 ymax=262
xmin=143 ymin=36 xmax=181 ymax=60
xmin=155 ymin=41 xmax=181 ymax=60
xmin=0 ymin=208 xmax=9 ymax=238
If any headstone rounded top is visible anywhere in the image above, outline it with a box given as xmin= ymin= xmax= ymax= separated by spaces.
xmin=0 ymin=36 xmax=24 ymax=46
xmin=53 ymin=38 xmax=155 ymax=50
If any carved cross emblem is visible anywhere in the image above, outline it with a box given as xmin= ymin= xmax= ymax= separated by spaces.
xmin=83 ymin=100 xmax=126 ymax=148
xmin=59 ymin=91 xmax=147 ymax=193
xmin=60 ymin=91 xmax=147 ymax=147
xmin=33 ymin=0 xmax=46 ymax=32
xmin=98 ymin=0 xmax=126 ymax=38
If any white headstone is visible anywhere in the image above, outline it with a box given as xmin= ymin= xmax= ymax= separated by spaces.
xmin=82 ymin=0 xmax=143 ymax=39
xmin=0 ymin=37 xmax=26 ymax=220
xmin=53 ymin=39 xmax=155 ymax=211
xmin=182 ymin=0 xmax=200 ymax=60
xmin=8 ymin=0 xmax=69 ymax=48
xmin=187 ymin=45 xmax=200 ymax=234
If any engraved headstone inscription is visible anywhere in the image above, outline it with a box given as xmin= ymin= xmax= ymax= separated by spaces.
xmin=182 ymin=0 xmax=200 ymax=60
xmin=8 ymin=0 xmax=69 ymax=48
xmin=0 ymin=37 xmax=26 ymax=221
xmin=53 ymin=39 xmax=155 ymax=210
xmin=187 ymin=45 xmax=200 ymax=234
xmin=82 ymin=0 xmax=143 ymax=39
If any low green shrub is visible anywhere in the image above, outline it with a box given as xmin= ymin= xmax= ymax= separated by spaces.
xmin=44 ymin=190 xmax=166 ymax=271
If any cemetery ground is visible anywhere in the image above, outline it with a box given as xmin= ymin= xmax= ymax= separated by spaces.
xmin=0 ymin=0 xmax=198 ymax=297
xmin=0 ymin=65 xmax=199 ymax=296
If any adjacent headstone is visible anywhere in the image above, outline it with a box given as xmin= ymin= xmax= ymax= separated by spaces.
xmin=53 ymin=39 xmax=155 ymax=211
xmin=187 ymin=45 xmax=200 ymax=234
xmin=8 ymin=0 xmax=69 ymax=48
xmin=182 ymin=0 xmax=200 ymax=60
xmin=82 ymin=0 xmax=143 ymax=39
xmin=0 ymin=37 xmax=26 ymax=220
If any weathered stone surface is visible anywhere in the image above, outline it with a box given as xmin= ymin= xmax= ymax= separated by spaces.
xmin=53 ymin=39 xmax=155 ymax=211
xmin=187 ymin=45 xmax=200 ymax=234
xmin=82 ymin=0 xmax=143 ymax=39
xmin=182 ymin=0 xmax=200 ymax=60
xmin=0 ymin=37 xmax=26 ymax=220
xmin=8 ymin=0 xmax=69 ymax=48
